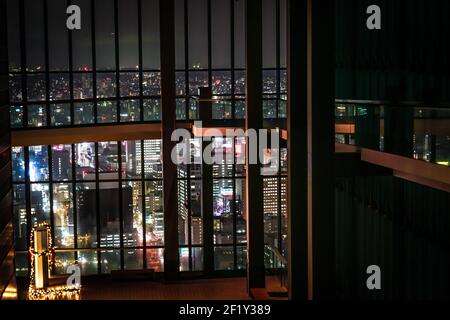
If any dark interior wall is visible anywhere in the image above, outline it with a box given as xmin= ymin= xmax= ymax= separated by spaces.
xmin=0 ymin=0 xmax=15 ymax=300
xmin=336 ymin=176 xmax=450 ymax=299
xmin=336 ymin=0 xmax=450 ymax=102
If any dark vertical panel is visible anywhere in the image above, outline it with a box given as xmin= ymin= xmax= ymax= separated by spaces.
xmin=245 ymin=0 xmax=265 ymax=291
xmin=160 ymin=0 xmax=179 ymax=280
xmin=286 ymin=0 xmax=307 ymax=300
xmin=307 ymin=0 xmax=335 ymax=299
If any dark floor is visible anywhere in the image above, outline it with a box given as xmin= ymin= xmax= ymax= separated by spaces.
xmin=80 ymin=276 xmax=286 ymax=300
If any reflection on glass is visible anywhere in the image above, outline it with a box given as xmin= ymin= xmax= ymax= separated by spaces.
xmin=53 ymin=252 xmax=75 ymax=275
xmin=124 ymin=249 xmax=144 ymax=270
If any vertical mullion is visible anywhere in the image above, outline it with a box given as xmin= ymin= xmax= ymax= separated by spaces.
xmin=187 ymin=162 xmax=192 ymax=271
xmin=67 ymin=0 xmax=75 ymax=126
xmin=91 ymin=0 xmax=98 ymax=124
xmin=207 ymin=0 xmax=212 ymax=88
xmin=118 ymin=141 xmax=124 ymax=270
xmin=43 ymin=0 xmax=50 ymax=126
xmin=141 ymin=140 xmax=147 ymax=268
xmin=138 ymin=0 xmax=144 ymax=122
xmin=232 ymin=137 xmax=237 ymax=269
xmin=230 ymin=0 xmax=236 ymax=119
xmin=24 ymin=146 xmax=32 ymax=272
xmin=184 ymin=0 xmax=189 ymax=118
xmin=114 ymin=0 xmax=120 ymax=123
xmin=276 ymin=0 xmax=281 ymax=118
xmin=95 ymin=142 xmax=101 ymax=274
xmin=71 ymin=144 xmax=78 ymax=261
xmin=48 ymin=145 xmax=55 ymax=246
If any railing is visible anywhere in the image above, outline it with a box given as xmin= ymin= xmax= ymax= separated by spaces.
xmin=335 ymin=100 xmax=450 ymax=167
xmin=264 ymin=245 xmax=288 ymax=292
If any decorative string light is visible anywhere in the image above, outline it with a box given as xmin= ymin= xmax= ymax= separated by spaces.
xmin=28 ymin=223 xmax=81 ymax=300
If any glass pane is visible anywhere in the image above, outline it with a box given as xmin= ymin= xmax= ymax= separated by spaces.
xmin=98 ymin=141 xmax=119 ymax=179
xmin=29 ymin=145 xmax=49 ymax=182
xmin=146 ymin=248 xmax=164 ymax=272
xmin=188 ymin=0 xmax=208 ymax=69
xmin=78 ymin=251 xmax=98 ymax=275
xmin=145 ymin=181 xmax=164 ymax=246
xmin=143 ymin=99 xmax=161 ymax=121
xmin=262 ymin=0 xmax=277 ymax=68
xmin=13 ymin=184 xmax=27 ymax=250
xmin=95 ymin=0 xmax=116 ymax=70
xmin=76 ymin=183 xmax=97 ymax=248
xmin=7 ymin=0 xmax=21 ymax=72
xmin=263 ymin=70 xmax=277 ymax=94
xmin=9 ymin=74 xmax=22 ymax=103
xmin=143 ymin=140 xmax=162 ymax=179
xmin=48 ymin=0 xmax=69 ymax=71
xmin=213 ymin=179 xmax=234 ymax=245
xmin=99 ymin=182 xmax=120 ymax=248
xmin=189 ymin=71 xmax=208 ymax=96
xmin=75 ymin=143 xmax=96 ymax=180
xmin=27 ymin=104 xmax=47 ymax=127
xmin=52 ymin=144 xmax=72 ymax=181
xmin=30 ymin=183 xmax=51 ymax=226
xmin=10 ymin=105 xmax=24 ymax=128
xmin=214 ymin=246 xmax=234 ymax=271
xmin=191 ymin=180 xmax=202 ymax=245
xmin=74 ymin=102 xmax=95 ymax=125
xmin=53 ymin=183 xmax=74 ymax=248
xmin=73 ymin=73 xmax=94 ymax=99
xmin=234 ymin=71 xmax=245 ymax=95
xmin=142 ymin=0 xmax=160 ymax=69
xmin=212 ymin=71 xmax=232 ymax=95
xmin=120 ymin=99 xmax=140 ymax=122
xmin=72 ymin=0 xmax=92 ymax=71
xmin=234 ymin=0 xmax=245 ymax=69
xmin=97 ymin=101 xmax=117 ymax=123
xmin=27 ymin=74 xmax=46 ymax=102
xmin=122 ymin=181 xmax=144 ymax=247
xmin=121 ymin=140 xmax=141 ymax=179
xmin=143 ymin=72 xmax=161 ymax=96
xmin=97 ymin=73 xmax=116 ymax=98
xmin=25 ymin=0 xmax=45 ymax=71
xmin=212 ymin=138 xmax=234 ymax=178
xmin=50 ymin=104 xmax=71 ymax=126
xmin=235 ymin=178 xmax=246 ymax=244
xmin=192 ymin=247 xmax=203 ymax=271
xmin=124 ymin=249 xmax=143 ymax=270
xmin=100 ymin=250 xmax=121 ymax=274
xmin=211 ymin=0 xmax=230 ymax=69
xmin=53 ymin=252 xmax=76 ymax=276
xmin=118 ymin=0 xmax=139 ymax=70
xmin=12 ymin=147 xmax=25 ymax=182
xmin=263 ymin=177 xmax=279 ymax=247
xmin=120 ymin=72 xmax=140 ymax=97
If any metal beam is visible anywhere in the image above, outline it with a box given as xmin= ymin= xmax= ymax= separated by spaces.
xmin=245 ymin=0 xmax=265 ymax=291
xmin=160 ymin=0 xmax=179 ymax=280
